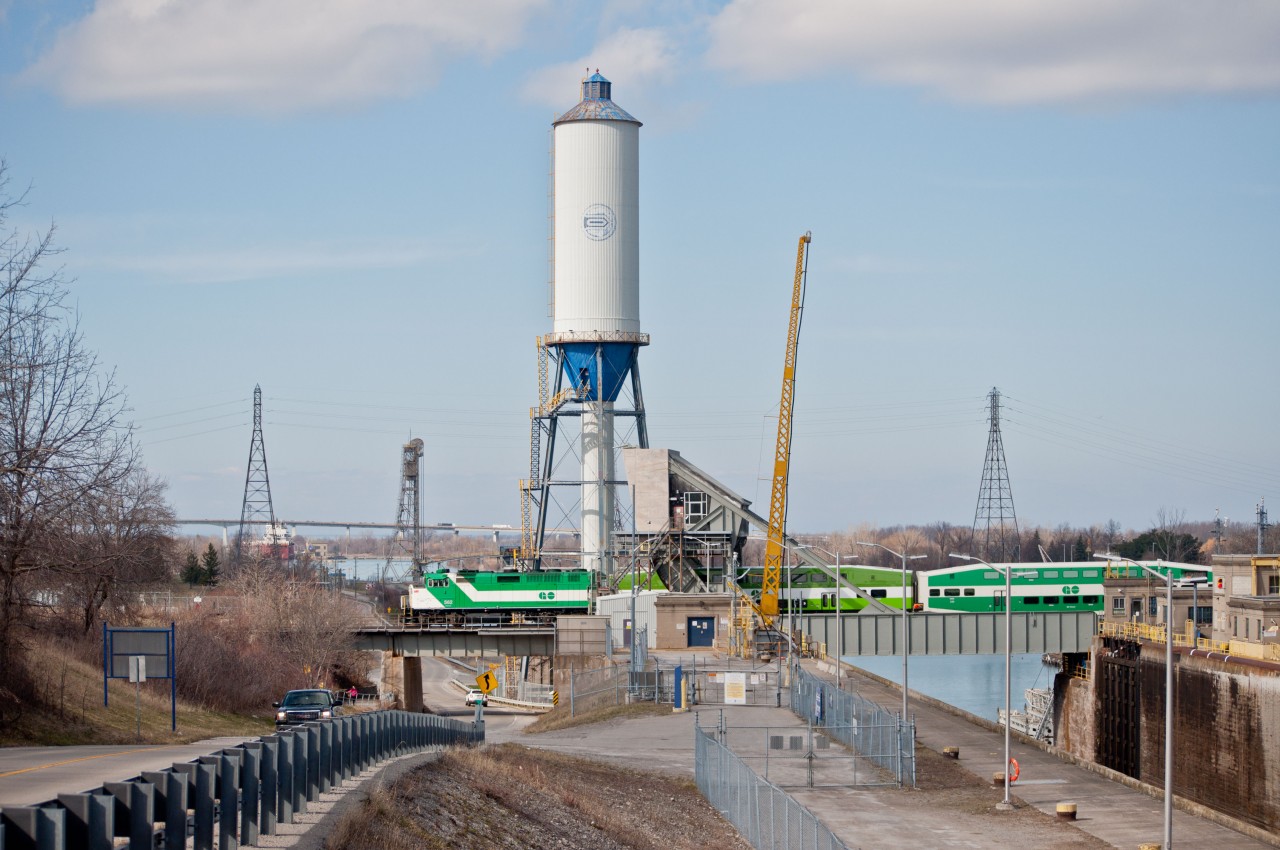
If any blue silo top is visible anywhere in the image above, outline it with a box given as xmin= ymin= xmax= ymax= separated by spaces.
xmin=553 ymin=71 xmax=641 ymax=126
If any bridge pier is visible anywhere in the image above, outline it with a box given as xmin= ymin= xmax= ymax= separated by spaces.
xmin=380 ymin=652 xmax=423 ymax=712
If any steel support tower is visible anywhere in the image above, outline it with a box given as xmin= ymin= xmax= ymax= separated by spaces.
xmin=235 ymin=385 xmax=276 ymax=566
xmin=386 ymin=438 xmax=426 ymax=581
xmin=972 ymin=387 xmax=1020 ymax=562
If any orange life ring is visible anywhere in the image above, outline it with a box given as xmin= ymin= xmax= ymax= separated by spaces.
xmin=1008 ymin=758 xmax=1020 ymax=783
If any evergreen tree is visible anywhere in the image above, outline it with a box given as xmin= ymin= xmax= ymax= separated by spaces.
xmin=180 ymin=551 xmax=203 ymax=586
xmin=201 ymin=543 xmax=221 ymax=586
xmin=1073 ymin=535 xmax=1088 ymax=561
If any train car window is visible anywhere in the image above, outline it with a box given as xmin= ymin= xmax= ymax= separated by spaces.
xmin=1084 ymin=595 xmax=1099 ymax=604
xmin=1043 ymin=595 xmax=1060 ymax=605
xmin=963 ymin=588 xmax=975 ymax=596
xmin=1063 ymin=570 xmax=1079 ymax=578
xmin=1023 ymin=596 xmax=1040 ymax=604
xmin=870 ymin=589 xmax=887 ymax=598
xmin=984 ymin=571 xmax=1000 ymax=580
xmin=1084 ymin=570 xmax=1099 ymax=578
xmin=929 ymin=589 xmax=940 ymax=597
xmin=1043 ymin=571 xmax=1059 ymax=578
xmin=497 ymin=575 xmax=519 ymax=583
xmin=944 ymin=588 xmax=960 ymax=597
xmin=1064 ymin=596 xmax=1079 ymax=604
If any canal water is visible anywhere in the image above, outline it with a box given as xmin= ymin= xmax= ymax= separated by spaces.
xmin=843 ymin=653 xmax=1058 ymax=723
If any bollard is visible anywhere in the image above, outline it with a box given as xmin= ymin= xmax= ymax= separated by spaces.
xmin=942 ymin=747 xmax=960 ymax=759
xmin=1056 ymin=802 xmax=1077 ymax=821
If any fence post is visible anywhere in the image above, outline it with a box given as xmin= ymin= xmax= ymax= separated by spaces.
xmin=55 ymin=793 xmax=112 ymax=850
xmin=305 ymin=723 xmax=321 ymax=802
xmin=193 ymin=761 xmax=216 ymax=850
xmin=216 ymin=751 xmax=240 ymax=849
xmin=275 ymin=732 xmax=294 ymax=825
xmin=258 ymin=738 xmax=278 ymax=835
xmin=570 ymin=668 xmax=575 ymax=718
xmin=239 ymin=744 xmax=261 ymax=845
xmin=291 ymin=729 xmax=308 ymax=815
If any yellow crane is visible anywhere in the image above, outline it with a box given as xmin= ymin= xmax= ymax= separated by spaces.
xmin=760 ymin=233 xmax=812 ymax=620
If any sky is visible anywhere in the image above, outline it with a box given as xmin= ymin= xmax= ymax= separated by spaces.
xmin=1 ymin=0 xmax=1278 ymax=539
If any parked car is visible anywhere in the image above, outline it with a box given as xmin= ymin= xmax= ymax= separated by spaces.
xmin=273 ymin=689 xmax=341 ymax=728
xmin=464 ymin=688 xmax=488 ymax=707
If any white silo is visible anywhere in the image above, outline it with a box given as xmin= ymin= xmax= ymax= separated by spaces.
xmin=539 ymin=72 xmax=649 ymax=575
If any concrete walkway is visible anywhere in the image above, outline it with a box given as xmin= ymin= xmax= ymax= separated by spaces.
xmin=817 ymin=657 xmax=1275 ymax=849
xmin=509 ymin=651 xmax=1276 ymax=849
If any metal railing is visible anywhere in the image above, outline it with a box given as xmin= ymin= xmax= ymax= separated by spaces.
xmin=791 ymin=666 xmax=915 ymax=786
xmin=0 ymin=710 xmax=479 ymax=849
xmin=695 ymin=724 xmax=849 ymax=850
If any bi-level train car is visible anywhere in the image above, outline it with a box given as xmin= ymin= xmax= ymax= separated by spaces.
xmin=736 ymin=560 xmax=1210 ymax=617
xmin=735 ymin=564 xmax=915 ymax=613
xmin=401 ymin=568 xmax=593 ymax=626
xmin=917 ymin=560 xmax=1210 ymax=614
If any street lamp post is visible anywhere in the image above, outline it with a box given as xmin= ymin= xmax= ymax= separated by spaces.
xmin=949 ymin=552 xmax=1015 ymax=811
xmin=799 ymin=544 xmax=854 ymax=687
xmin=857 ymin=542 xmax=926 ymax=724
xmin=1095 ymin=554 xmax=1174 ymax=849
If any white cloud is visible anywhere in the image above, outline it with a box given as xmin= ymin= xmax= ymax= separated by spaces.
xmin=23 ymin=0 xmax=547 ymax=110
xmin=706 ymin=0 xmax=1280 ymax=103
xmin=521 ymin=26 xmax=682 ymax=109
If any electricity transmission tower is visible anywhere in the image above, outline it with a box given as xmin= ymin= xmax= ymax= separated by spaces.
xmin=235 ymin=385 xmax=276 ymax=566
xmin=385 ymin=438 xmax=426 ymax=582
xmin=972 ymin=387 xmax=1020 ymax=562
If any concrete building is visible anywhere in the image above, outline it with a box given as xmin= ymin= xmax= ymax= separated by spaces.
xmin=1211 ymin=554 xmax=1280 ymax=654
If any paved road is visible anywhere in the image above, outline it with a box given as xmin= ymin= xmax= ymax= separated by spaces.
xmin=0 ymin=738 xmax=256 ymax=807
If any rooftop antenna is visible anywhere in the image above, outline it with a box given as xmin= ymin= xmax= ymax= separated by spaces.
xmin=1212 ymin=507 xmax=1224 ymax=553
xmin=235 ymin=385 xmax=276 ymax=567
xmin=972 ymin=387 xmax=1020 ymax=562
xmin=1258 ymin=498 xmax=1271 ymax=556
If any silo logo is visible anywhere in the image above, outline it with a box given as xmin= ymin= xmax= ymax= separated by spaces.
xmin=583 ymin=204 xmax=616 ymax=241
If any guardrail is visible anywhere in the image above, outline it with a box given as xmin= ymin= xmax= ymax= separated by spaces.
xmin=0 ymin=710 xmax=479 ymax=849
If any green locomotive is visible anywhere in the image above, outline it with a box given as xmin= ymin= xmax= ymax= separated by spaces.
xmin=401 ymin=568 xmax=593 ymax=625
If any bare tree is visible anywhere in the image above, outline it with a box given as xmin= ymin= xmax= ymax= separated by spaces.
xmin=1 ymin=161 xmax=140 ymax=710
xmin=50 ymin=471 xmax=176 ymax=633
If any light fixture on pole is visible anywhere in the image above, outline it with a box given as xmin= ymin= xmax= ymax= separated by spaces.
xmin=1094 ymin=553 xmax=1176 ymax=849
xmin=799 ymin=543 xmax=856 ymax=687
xmin=949 ymin=552 xmax=1015 ymax=811
xmin=857 ymin=542 xmax=926 ymax=724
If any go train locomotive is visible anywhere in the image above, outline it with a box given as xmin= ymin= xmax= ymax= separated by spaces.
xmin=736 ymin=559 xmax=1210 ymax=616
xmin=400 ymin=568 xmax=593 ymax=626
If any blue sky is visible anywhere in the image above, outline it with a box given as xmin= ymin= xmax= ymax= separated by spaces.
xmin=1 ymin=0 xmax=1277 ymax=536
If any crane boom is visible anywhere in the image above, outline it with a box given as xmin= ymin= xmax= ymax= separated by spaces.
xmin=760 ymin=233 xmax=811 ymax=619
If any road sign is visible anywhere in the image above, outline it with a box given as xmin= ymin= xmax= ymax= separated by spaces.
xmin=476 ymin=670 xmax=498 ymax=693
xmin=551 ymin=689 xmax=559 ymax=706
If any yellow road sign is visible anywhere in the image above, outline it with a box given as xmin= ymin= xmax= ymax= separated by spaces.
xmin=476 ymin=670 xmax=498 ymax=693
xmin=551 ymin=689 xmax=559 ymax=706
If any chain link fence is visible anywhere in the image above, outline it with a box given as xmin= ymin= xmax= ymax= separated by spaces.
xmin=695 ymin=723 xmax=850 ymax=850
xmin=791 ymin=666 xmax=915 ymax=786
